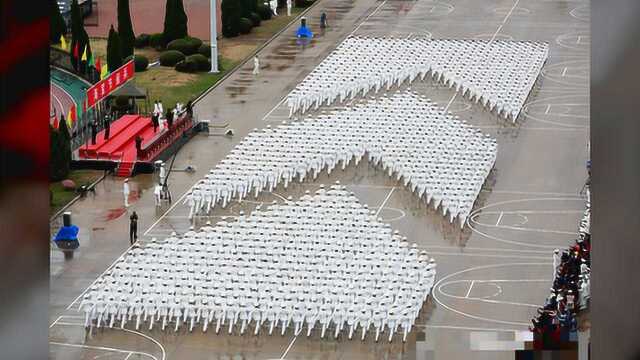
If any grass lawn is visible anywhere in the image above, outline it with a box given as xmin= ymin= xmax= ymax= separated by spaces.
xmin=134 ymin=57 xmax=237 ymax=110
xmin=50 ymin=170 xmax=103 ymax=215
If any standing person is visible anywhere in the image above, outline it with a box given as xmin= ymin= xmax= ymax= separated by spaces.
xmin=166 ymin=108 xmax=174 ymax=129
xmin=552 ymin=249 xmax=561 ymax=278
xmin=320 ymin=12 xmax=327 ymax=28
xmin=151 ymin=112 xmax=159 ymax=133
xmin=123 ymin=178 xmax=131 ymax=207
xmin=90 ymin=120 xmax=98 ymax=145
xmin=286 ymin=0 xmax=292 ymax=16
xmin=135 ymin=136 xmax=143 ymax=158
xmin=159 ymin=163 xmax=166 ymax=186
xmin=158 ymin=100 xmax=164 ymax=117
xmin=253 ymin=56 xmax=260 ymax=75
xmin=129 ymin=211 xmax=138 ymax=244
xmin=186 ymin=100 xmax=193 ymax=119
xmin=103 ymin=113 xmax=111 ymax=140
xmin=153 ymin=100 xmax=160 ymax=116
xmin=154 ymin=184 xmax=162 ymax=206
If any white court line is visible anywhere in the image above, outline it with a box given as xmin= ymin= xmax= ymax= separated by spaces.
xmin=464 ymin=281 xmax=475 ymax=298
xmin=443 ymin=92 xmax=457 ymax=112
xmin=51 ymin=90 xmax=64 ymax=116
xmin=49 ymin=342 xmax=157 ymax=360
xmin=480 ymin=210 xmax=583 ymax=215
xmin=143 ymin=190 xmax=191 ymax=236
xmin=495 ymin=212 xmax=504 ymax=226
xmin=262 ymin=96 xmax=288 ymax=121
xmin=124 ymin=353 xmax=133 ymax=360
xmin=351 ymin=0 xmax=389 ymax=36
xmin=474 ymin=222 xmax=578 ymax=236
xmin=544 ymin=104 xmax=551 ymax=114
xmin=375 ymin=187 xmax=395 ymax=216
xmin=490 ymin=0 xmax=520 ymax=42
xmin=562 ymin=67 xmax=568 ymax=76
xmin=432 ymin=262 xmax=550 ymax=327
xmin=425 ymin=251 xmax=549 ymax=260
xmin=49 ymin=315 xmax=62 ymax=329
xmin=280 ymin=336 xmax=297 ymax=359
xmin=422 ymin=245 xmax=551 ymax=254
xmin=480 ymin=189 xmax=582 ymax=196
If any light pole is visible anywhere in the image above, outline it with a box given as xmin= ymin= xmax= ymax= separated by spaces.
xmin=210 ymin=0 xmax=219 ymax=73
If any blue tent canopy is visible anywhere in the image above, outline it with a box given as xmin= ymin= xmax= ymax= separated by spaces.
xmin=296 ymin=25 xmax=313 ymax=38
xmin=54 ymin=225 xmax=79 ymax=242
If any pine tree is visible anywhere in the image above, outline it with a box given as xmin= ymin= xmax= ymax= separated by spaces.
xmin=69 ymin=0 xmax=93 ymax=73
xmin=221 ymin=0 xmax=242 ymax=38
xmin=117 ymin=0 xmax=136 ymax=58
xmin=107 ymin=25 xmax=123 ymax=72
xmin=50 ymin=0 xmax=67 ymax=43
xmin=163 ymin=0 xmax=189 ymax=44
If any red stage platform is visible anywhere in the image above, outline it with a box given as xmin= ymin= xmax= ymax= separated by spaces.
xmin=79 ymin=115 xmax=161 ymax=177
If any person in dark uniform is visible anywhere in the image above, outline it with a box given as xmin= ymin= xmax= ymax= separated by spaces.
xmin=90 ymin=120 xmax=98 ymax=145
xmin=135 ymin=136 xmax=143 ymax=158
xmin=186 ymin=100 xmax=193 ymax=119
xmin=103 ymin=113 xmax=111 ymax=140
xmin=129 ymin=211 xmax=138 ymax=244
xmin=166 ymin=109 xmax=174 ymax=129
xmin=151 ymin=112 xmax=159 ymax=133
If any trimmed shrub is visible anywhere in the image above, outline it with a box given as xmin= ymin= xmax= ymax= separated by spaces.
xmin=186 ymin=54 xmax=210 ymax=71
xmin=149 ymin=33 xmax=165 ymax=49
xmin=256 ymin=4 xmax=272 ymax=20
xmin=134 ymin=55 xmax=149 ymax=71
xmin=107 ymin=25 xmax=123 ymax=72
xmin=249 ymin=12 xmax=261 ymax=27
xmin=185 ymin=36 xmax=203 ymax=50
xmin=175 ymin=59 xmax=198 ymax=73
xmin=159 ymin=50 xmax=186 ymax=66
xmin=167 ymin=38 xmax=192 ymax=54
xmin=239 ymin=17 xmax=252 ymax=34
xmin=134 ymin=33 xmax=150 ymax=48
xmin=198 ymin=43 xmax=211 ymax=58
xmin=221 ymin=0 xmax=242 ymax=38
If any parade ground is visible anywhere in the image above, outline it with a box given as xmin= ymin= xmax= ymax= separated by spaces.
xmin=49 ymin=0 xmax=590 ymax=358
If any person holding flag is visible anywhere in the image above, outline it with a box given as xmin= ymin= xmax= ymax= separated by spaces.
xmin=60 ymin=35 xmax=68 ymax=51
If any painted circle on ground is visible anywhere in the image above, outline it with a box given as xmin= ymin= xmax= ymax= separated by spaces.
xmin=466 ymin=197 xmax=585 ymax=248
xmin=439 ymin=280 xmax=502 ymax=300
xmin=473 ymin=33 xmax=514 ymax=41
xmin=570 ymin=4 xmax=589 ymax=22
xmin=378 ymin=207 xmax=405 ymax=222
xmin=414 ymin=1 xmax=455 ymax=16
xmin=541 ymin=60 xmax=589 ymax=88
xmin=522 ymin=94 xmax=589 ymax=128
xmin=491 ymin=7 xmax=530 ymax=16
xmin=432 ymin=262 xmax=550 ymax=326
xmin=556 ymin=32 xmax=590 ymax=52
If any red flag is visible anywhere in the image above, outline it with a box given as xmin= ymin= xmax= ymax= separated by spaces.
xmin=69 ymin=105 xmax=76 ymax=122
xmin=73 ymin=42 xmax=79 ymax=58
xmin=95 ymin=57 xmax=101 ymax=73
xmin=53 ymin=115 xmax=59 ymax=129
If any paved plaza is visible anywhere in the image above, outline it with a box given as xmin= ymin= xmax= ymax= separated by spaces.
xmin=50 ymin=0 xmax=590 ymax=358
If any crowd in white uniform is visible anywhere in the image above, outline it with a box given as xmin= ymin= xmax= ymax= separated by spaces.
xmin=184 ymin=91 xmax=497 ymax=227
xmin=79 ymin=186 xmax=437 ymax=342
xmin=286 ymin=36 xmax=548 ymax=122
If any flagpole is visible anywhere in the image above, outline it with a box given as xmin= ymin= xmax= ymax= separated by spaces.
xmin=210 ymin=0 xmax=219 ymax=73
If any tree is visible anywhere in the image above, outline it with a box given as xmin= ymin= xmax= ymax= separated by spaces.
xmin=50 ymin=119 xmax=72 ymax=181
xmin=69 ymin=0 xmax=92 ymax=73
xmin=221 ymin=0 xmax=242 ymax=38
xmin=107 ymin=25 xmax=123 ymax=72
xmin=117 ymin=0 xmax=136 ymax=58
xmin=162 ymin=0 xmax=189 ymax=45
xmin=240 ymin=0 xmax=257 ymax=19
xmin=50 ymin=0 xmax=67 ymax=43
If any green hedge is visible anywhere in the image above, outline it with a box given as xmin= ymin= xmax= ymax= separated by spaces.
xmin=134 ymin=33 xmax=150 ymax=48
xmin=256 ymin=4 xmax=272 ymax=20
xmin=239 ymin=17 xmax=252 ymax=34
xmin=198 ymin=43 xmax=211 ymax=58
xmin=249 ymin=12 xmax=261 ymax=27
xmin=159 ymin=50 xmax=186 ymax=66
xmin=186 ymin=54 xmax=210 ymax=71
xmin=167 ymin=37 xmax=203 ymax=55
xmin=134 ymin=55 xmax=149 ymax=71
xmin=149 ymin=33 xmax=165 ymax=49
xmin=175 ymin=59 xmax=198 ymax=73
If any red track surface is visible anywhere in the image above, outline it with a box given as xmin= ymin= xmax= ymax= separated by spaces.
xmin=50 ymin=83 xmax=75 ymax=122
xmin=85 ymin=0 xmax=220 ymax=41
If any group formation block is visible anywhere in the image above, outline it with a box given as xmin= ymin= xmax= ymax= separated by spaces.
xmin=80 ymin=185 xmax=437 ymax=342
xmin=186 ymin=91 xmax=497 ymax=227
xmin=287 ymin=36 xmax=548 ymax=122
